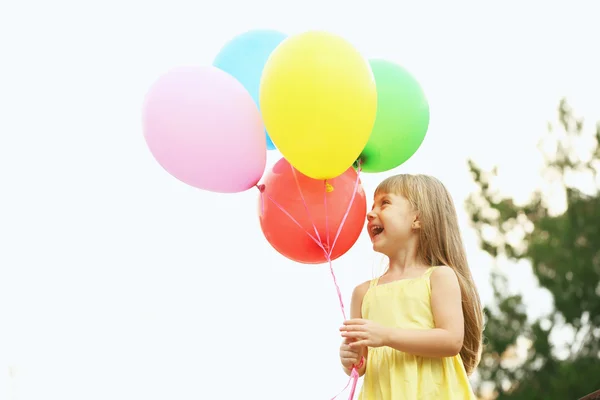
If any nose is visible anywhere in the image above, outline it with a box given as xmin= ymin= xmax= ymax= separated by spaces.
xmin=367 ymin=210 xmax=376 ymax=221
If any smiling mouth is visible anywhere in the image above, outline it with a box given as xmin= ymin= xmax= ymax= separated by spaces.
xmin=370 ymin=226 xmax=384 ymax=236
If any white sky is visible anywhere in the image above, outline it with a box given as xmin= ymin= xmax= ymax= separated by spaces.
xmin=1 ymin=1 xmax=599 ymax=399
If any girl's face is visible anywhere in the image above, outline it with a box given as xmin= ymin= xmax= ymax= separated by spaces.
xmin=366 ymin=192 xmax=419 ymax=255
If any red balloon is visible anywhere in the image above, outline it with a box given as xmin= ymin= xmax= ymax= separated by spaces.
xmin=258 ymin=158 xmax=367 ymax=264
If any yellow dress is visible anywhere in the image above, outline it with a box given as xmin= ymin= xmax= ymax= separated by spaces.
xmin=358 ymin=266 xmax=476 ymax=400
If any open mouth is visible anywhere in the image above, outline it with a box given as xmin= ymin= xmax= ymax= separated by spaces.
xmin=370 ymin=226 xmax=384 ymax=237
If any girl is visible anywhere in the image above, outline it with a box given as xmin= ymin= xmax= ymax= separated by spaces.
xmin=339 ymin=174 xmax=484 ymax=399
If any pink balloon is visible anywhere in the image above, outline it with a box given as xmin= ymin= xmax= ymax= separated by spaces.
xmin=142 ymin=66 xmax=266 ymax=193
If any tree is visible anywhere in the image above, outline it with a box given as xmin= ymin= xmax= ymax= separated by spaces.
xmin=466 ymin=99 xmax=600 ymax=399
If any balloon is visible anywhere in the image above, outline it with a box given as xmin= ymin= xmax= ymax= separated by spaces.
xmin=213 ymin=29 xmax=287 ymax=150
xmin=259 ymin=30 xmax=377 ymax=180
xmin=143 ymin=66 xmax=266 ymax=193
xmin=259 ymin=158 xmax=367 ymax=264
xmin=359 ymin=59 xmax=429 ymax=173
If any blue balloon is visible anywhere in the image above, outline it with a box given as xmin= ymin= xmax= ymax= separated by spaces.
xmin=213 ymin=29 xmax=288 ymax=151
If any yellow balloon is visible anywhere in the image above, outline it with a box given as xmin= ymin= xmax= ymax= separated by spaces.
xmin=259 ymin=31 xmax=377 ymax=180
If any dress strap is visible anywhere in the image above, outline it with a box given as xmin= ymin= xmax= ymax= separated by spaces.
xmin=423 ymin=266 xmax=440 ymax=279
xmin=369 ymin=277 xmax=380 ymax=288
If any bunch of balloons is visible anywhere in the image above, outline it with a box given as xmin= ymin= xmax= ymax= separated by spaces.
xmin=142 ymin=28 xmax=429 ymax=265
xmin=143 ymin=28 xmax=429 ymax=400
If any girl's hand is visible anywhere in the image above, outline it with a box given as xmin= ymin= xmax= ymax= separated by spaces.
xmin=340 ymin=318 xmax=390 ymax=348
xmin=339 ymin=337 xmax=364 ymax=370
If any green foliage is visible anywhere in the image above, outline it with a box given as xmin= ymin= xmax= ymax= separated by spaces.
xmin=466 ymin=99 xmax=600 ymax=399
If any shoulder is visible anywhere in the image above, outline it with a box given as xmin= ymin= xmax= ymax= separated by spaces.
xmin=349 ymin=280 xmax=372 ymax=318
xmin=430 ymin=265 xmax=460 ymax=289
xmin=352 ymin=280 xmax=371 ymax=300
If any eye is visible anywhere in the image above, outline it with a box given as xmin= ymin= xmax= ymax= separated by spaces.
xmin=381 ymin=200 xmax=391 ymax=206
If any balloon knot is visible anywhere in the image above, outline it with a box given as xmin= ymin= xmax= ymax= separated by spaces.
xmin=256 ymin=184 xmax=266 ymax=193
xmin=325 ymin=183 xmax=334 ymax=193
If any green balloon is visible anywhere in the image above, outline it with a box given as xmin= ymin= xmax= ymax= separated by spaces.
xmin=358 ymin=59 xmax=430 ymax=173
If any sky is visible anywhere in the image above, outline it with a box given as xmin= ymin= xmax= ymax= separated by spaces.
xmin=1 ymin=1 xmax=599 ymax=399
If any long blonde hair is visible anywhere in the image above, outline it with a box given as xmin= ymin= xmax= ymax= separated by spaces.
xmin=376 ymin=174 xmax=484 ymax=375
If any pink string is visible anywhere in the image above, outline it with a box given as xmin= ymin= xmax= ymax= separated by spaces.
xmin=257 ymin=161 xmax=363 ymax=400
xmin=330 ymin=368 xmax=360 ymax=400
xmin=330 ymin=162 xmax=362 ymax=255
xmin=328 ymin=161 xmax=362 ymax=400
xmin=257 ymin=184 xmax=326 ymax=252
xmin=291 ymin=166 xmax=324 ymax=245
xmin=324 ymin=180 xmax=331 ymax=251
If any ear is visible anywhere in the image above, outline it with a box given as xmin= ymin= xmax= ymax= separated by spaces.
xmin=412 ymin=214 xmax=421 ymax=230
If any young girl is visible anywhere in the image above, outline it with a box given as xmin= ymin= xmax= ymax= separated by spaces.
xmin=339 ymin=174 xmax=484 ymax=399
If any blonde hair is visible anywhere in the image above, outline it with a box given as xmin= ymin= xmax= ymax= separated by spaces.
xmin=376 ymin=174 xmax=484 ymax=375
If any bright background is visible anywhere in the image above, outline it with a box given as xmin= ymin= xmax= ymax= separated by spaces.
xmin=1 ymin=1 xmax=599 ymax=399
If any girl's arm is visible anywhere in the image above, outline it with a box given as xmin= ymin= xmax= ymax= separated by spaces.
xmin=341 ymin=281 xmax=370 ymax=377
xmin=383 ymin=266 xmax=464 ymax=357
xmin=341 ymin=266 xmax=464 ymax=358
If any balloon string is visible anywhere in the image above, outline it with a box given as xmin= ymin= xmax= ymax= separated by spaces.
xmin=330 ymin=160 xmax=362 ymax=255
xmin=328 ymin=162 xmax=363 ymax=400
xmin=330 ymin=368 xmax=360 ymax=400
xmin=324 ymin=180 xmax=331 ymax=251
xmin=257 ymin=161 xmax=363 ymax=400
xmin=256 ymin=184 xmax=326 ymax=252
xmin=291 ymin=166 xmax=324 ymax=245
xmin=323 ymin=161 xmax=362 ymax=321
